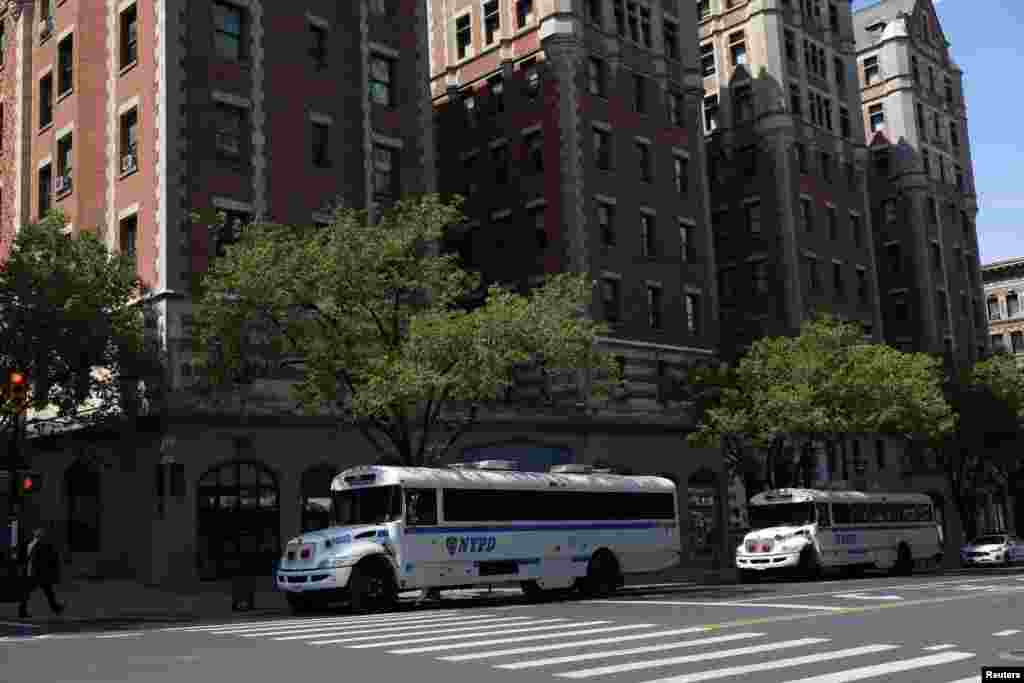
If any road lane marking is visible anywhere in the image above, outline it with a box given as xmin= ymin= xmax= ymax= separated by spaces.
xmin=215 ymin=611 xmax=505 ymax=635
xmin=834 ymin=593 xmax=903 ymax=600
xmin=624 ymin=582 xmax=698 ymax=590
xmin=322 ymin=617 xmax=575 ymax=646
xmin=633 ymin=645 xmax=899 ymax=683
xmin=163 ymin=610 xmax=473 ymax=632
xmin=495 ymin=632 xmax=766 ymax=669
xmin=440 ymin=627 xmax=712 ymax=662
xmin=994 ymin=629 xmax=1021 ymax=636
xmin=96 ymin=632 xmax=145 ymax=639
xmin=737 ymin=575 xmax=1017 ymax=602
xmin=941 ymin=677 xmax=981 ymax=683
xmin=553 ymin=637 xmax=831 ymax=679
xmin=271 ymin=615 xmax=550 ymax=641
xmin=385 ymin=624 xmax=659 ymax=654
xmin=240 ymin=613 xmax=531 ymax=638
xmin=594 ymin=600 xmax=848 ymax=611
xmin=777 ymin=650 xmax=975 ymax=682
xmin=923 ymin=643 xmax=957 ymax=651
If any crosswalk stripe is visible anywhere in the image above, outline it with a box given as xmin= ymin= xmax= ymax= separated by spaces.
xmin=994 ymin=629 xmax=1021 ymax=636
xmin=440 ymin=626 xmax=713 ymax=662
xmin=554 ymin=637 xmax=831 ymax=679
xmin=594 ymin=600 xmax=847 ymax=611
xmin=163 ymin=609 xmax=473 ymax=632
xmin=271 ymin=616 xmax=550 ymax=642
xmin=388 ymin=624 xmax=670 ymax=655
xmin=632 ymin=644 xmax=899 ymax=683
xmin=495 ymin=632 xmax=766 ymax=670
xmin=238 ymin=613 xmax=529 ymax=638
xmin=940 ymin=677 xmax=980 ymax=683
xmin=923 ymin=644 xmax=957 ymax=651
xmin=317 ymin=618 xmax=580 ymax=647
xmin=777 ymin=651 xmax=975 ymax=682
xmin=211 ymin=611 xmax=485 ymax=635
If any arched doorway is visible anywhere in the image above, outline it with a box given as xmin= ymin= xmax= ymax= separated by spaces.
xmin=65 ymin=460 xmax=102 ymax=552
xmin=301 ymin=464 xmax=339 ymax=533
xmin=688 ymin=468 xmax=720 ymax=560
xmin=197 ymin=461 xmax=280 ymax=579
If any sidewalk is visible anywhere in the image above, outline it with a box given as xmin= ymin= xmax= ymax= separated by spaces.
xmin=4 ymin=578 xmax=288 ymax=631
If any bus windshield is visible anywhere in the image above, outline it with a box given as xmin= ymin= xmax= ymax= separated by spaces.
xmin=331 ymin=485 xmax=402 ymax=526
xmin=750 ymin=502 xmax=815 ymax=529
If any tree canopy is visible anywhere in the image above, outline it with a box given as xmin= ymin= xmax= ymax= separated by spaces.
xmin=195 ymin=194 xmax=619 ymax=465
xmin=0 ymin=213 xmax=157 ymax=436
xmin=688 ymin=315 xmax=955 ymax=489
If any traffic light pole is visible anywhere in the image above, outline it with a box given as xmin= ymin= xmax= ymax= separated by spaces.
xmin=7 ymin=412 xmax=23 ymax=552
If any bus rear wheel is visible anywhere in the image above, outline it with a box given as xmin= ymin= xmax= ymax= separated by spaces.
xmin=579 ymin=551 xmax=621 ymax=597
xmin=349 ymin=561 xmax=397 ymax=614
xmin=521 ymin=581 xmax=552 ymax=602
xmin=892 ymin=544 xmax=913 ymax=576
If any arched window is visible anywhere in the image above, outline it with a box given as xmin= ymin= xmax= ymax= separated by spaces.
xmin=197 ymin=461 xmax=279 ymax=580
xmin=988 ymin=296 xmax=1001 ymax=321
xmin=301 ymin=464 xmax=339 ymax=532
xmin=1007 ymin=292 xmax=1020 ymax=318
xmin=66 ymin=460 xmax=102 ymax=552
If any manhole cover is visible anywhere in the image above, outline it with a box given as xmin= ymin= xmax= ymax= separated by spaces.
xmin=999 ymin=651 xmax=1024 ymax=662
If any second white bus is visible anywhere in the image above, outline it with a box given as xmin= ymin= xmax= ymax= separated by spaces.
xmin=276 ymin=462 xmax=681 ymax=612
xmin=736 ymin=488 xmax=943 ymax=581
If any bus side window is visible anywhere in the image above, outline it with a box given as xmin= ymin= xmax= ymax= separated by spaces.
xmin=405 ymin=489 xmax=438 ymax=526
xmin=815 ymin=503 xmax=831 ymax=528
xmin=832 ymin=503 xmax=850 ymax=524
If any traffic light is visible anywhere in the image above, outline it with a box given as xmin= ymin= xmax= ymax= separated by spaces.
xmin=17 ymin=471 xmax=42 ymax=496
xmin=6 ymin=370 xmax=29 ymax=407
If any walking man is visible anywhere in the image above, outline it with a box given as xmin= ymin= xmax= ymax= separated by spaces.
xmin=19 ymin=527 xmax=64 ymax=619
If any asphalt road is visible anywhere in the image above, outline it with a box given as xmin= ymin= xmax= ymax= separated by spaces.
xmin=4 ymin=569 xmax=1024 ymax=683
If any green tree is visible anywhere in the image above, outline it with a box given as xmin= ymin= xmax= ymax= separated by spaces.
xmin=689 ymin=316 xmax=955 ymax=491
xmin=0 ymin=212 xmax=157 ymax=437
xmin=194 ymin=194 xmax=619 ymax=466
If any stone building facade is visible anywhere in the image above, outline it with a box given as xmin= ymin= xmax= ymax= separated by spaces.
xmin=983 ymin=257 xmax=1024 ymax=360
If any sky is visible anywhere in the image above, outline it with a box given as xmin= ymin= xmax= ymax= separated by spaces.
xmin=852 ymin=0 xmax=1023 ymax=265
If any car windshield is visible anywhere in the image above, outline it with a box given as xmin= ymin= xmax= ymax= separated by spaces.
xmin=749 ymin=502 xmax=815 ymax=530
xmin=971 ymin=535 xmax=1006 ymax=546
xmin=331 ymin=485 xmax=402 ymax=526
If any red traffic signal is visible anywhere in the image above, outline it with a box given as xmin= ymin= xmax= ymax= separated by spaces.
xmin=9 ymin=371 xmax=25 ymax=386
xmin=6 ymin=370 xmax=29 ymax=406
xmin=18 ymin=471 xmax=42 ymax=495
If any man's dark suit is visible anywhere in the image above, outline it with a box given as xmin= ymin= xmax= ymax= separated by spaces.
xmin=19 ymin=536 xmax=63 ymax=618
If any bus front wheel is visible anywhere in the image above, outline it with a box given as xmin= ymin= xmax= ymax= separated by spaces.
xmin=798 ymin=546 xmax=823 ymax=580
xmin=579 ymin=550 xmax=621 ymax=597
xmin=892 ymin=544 xmax=913 ymax=576
xmin=349 ymin=561 xmax=398 ymax=614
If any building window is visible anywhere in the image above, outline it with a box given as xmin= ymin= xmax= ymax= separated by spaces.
xmin=584 ymin=0 xmax=602 ymax=26
xmin=637 ymin=142 xmax=652 ymax=182
xmin=833 ymin=262 xmax=845 ymax=297
xmin=312 ymin=122 xmax=330 ymax=168
xmin=800 ymin=197 xmax=813 ymax=232
xmin=213 ymin=210 xmax=250 ymax=259
xmin=39 ymin=73 xmax=53 ymax=129
xmin=789 ymin=84 xmax=803 ymax=117
xmin=719 ymin=266 xmax=735 ymax=300
xmin=851 ymin=212 xmax=862 ymax=247
xmin=928 ymin=65 xmax=935 ymax=91
xmin=868 ymin=103 xmax=884 ymax=132
xmin=56 ymin=134 xmax=73 ymax=196
xmin=667 ymin=92 xmax=683 ymax=127
xmin=873 ymin=148 xmax=890 ymax=176
xmin=733 ymin=85 xmax=753 ymax=124
xmin=927 ymin=197 xmax=938 ymax=224
xmin=38 ymin=163 xmax=52 ymax=218
xmin=664 ymin=19 xmax=679 ymax=60
xmin=215 ymin=103 xmax=245 ymax=158
xmin=795 ymin=142 xmax=807 ymax=173
xmin=633 ymin=75 xmax=647 ymax=114
xmin=944 ymin=75 xmax=954 ymax=105
xmin=911 ymin=55 xmax=920 ymax=84
xmin=601 ymin=278 xmax=620 ymax=324
xmin=463 ymin=93 xmax=477 ymax=128
xmin=309 ymin=23 xmax=328 ymax=70
xmin=846 ymin=162 xmax=858 ymax=191
xmin=638 ymin=3 xmax=651 ymax=47
xmin=863 ymin=55 xmax=879 ymax=84
xmin=883 ymin=199 xmax=897 ymax=225
xmin=923 ymin=148 xmax=931 ymax=176
xmin=937 ymin=291 xmax=948 ymax=324
xmin=373 ymin=145 xmax=397 ymax=201
xmin=522 ymin=58 xmax=541 ymax=98
xmin=950 ymin=122 xmax=960 ymax=149
xmin=213 ymin=1 xmax=245 ymax=61
xmin=492 ymin=143 xmax=509 ymax=184
xmin=587 ymin=57 xmax=607 ymax=97
xmin=673 ymin=155 xmax=688 ymax=196
xmin=0 ymin=19 xmax=5 ymax=68
xmin=613 ymin=0 xmax=626 ymax=36
xmin=640 ymin=213 xmax=655 ymax=257
xmin=647 ymin=285 xmax=663 ymax=329
xmin=120 ymin=3 xmax=139 ymax=69
xmin=785 ymin=30 xmax=796 ymax=61
xmin=931 ymin=242 xmax=943 ymax=275
xmin=834 ymin=56 xmax=845 ymax=92
xmin=120 ymin=214 xmax=138 ymax=269
xmin=1013 ymin=332 xmax=1024 ymax=353
xmin=703 ymin=95 xmax=719 ymax=133
xmin=806 ymin=256 xmax=821 ymax=292
xmin=455 ymin=14 xmax=472 ymax=60
xmin=597 ymin=202 xmax=615 ymax=247
xmin=532 ymin=205 xmax=547 ymax=249
xmin=120 ymin=107 xmax=139 ymax=174
xmin=697 ymin=0 xmax=710 ymax=20
xmin=701 ymin=43 xmax=716 ymax=77
xmin=857 ymin=268 xmax=868 ymax=304
xmin=752 ymin=260 xmax=769 ymax=294
xmin=887 ymin=242 xmax=902 ymax=274
xmin=680 ymin=222 xmax=695 ymax=263
xmin=1008 ymin=292 xmax=1021 ymax=318
xmin=745 ymin=200 xmax=761 ymax=234
xmin=821 ymin=152 xmax=832 ymax=183
xmin=685 ymin=294 xmax=700 ymax=334
xmin=826 ymin=206 xmax=838 ymax=240
xmin=488 ymin=74 xmax=504 ymax=113
xmin=593 ymin=128 xmax=612 ymax=170
xmin=515 ymin=0 xmax=534 ymax=29
xmin=524 ymin=131 xmax=543 ymax=174
xmin=729 ymin=31 xmax=747 ymax=67
xmin=840 ymin=107 xmax=851 ymax=139
xmin=955 ymin=165 xmax=964 ymax=193
xmin=992 ymin=334 xmax=1007 ymax=353
xmin=369 ymin=55 xmax=394 ymax=106
xmin=58 ymin=34 xmax=73 ymax=96
xmin=483 ymin=0 xmax=500 ymax=45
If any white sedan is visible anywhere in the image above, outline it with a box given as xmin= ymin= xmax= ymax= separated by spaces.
xmin=960 ymin=534 xmax=1022 ymax=567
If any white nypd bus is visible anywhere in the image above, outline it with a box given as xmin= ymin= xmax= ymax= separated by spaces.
xmin=736 ymin=488 xmax=943 ymax=582
xmin=276 ymin=461 xmax=680 ymax=612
